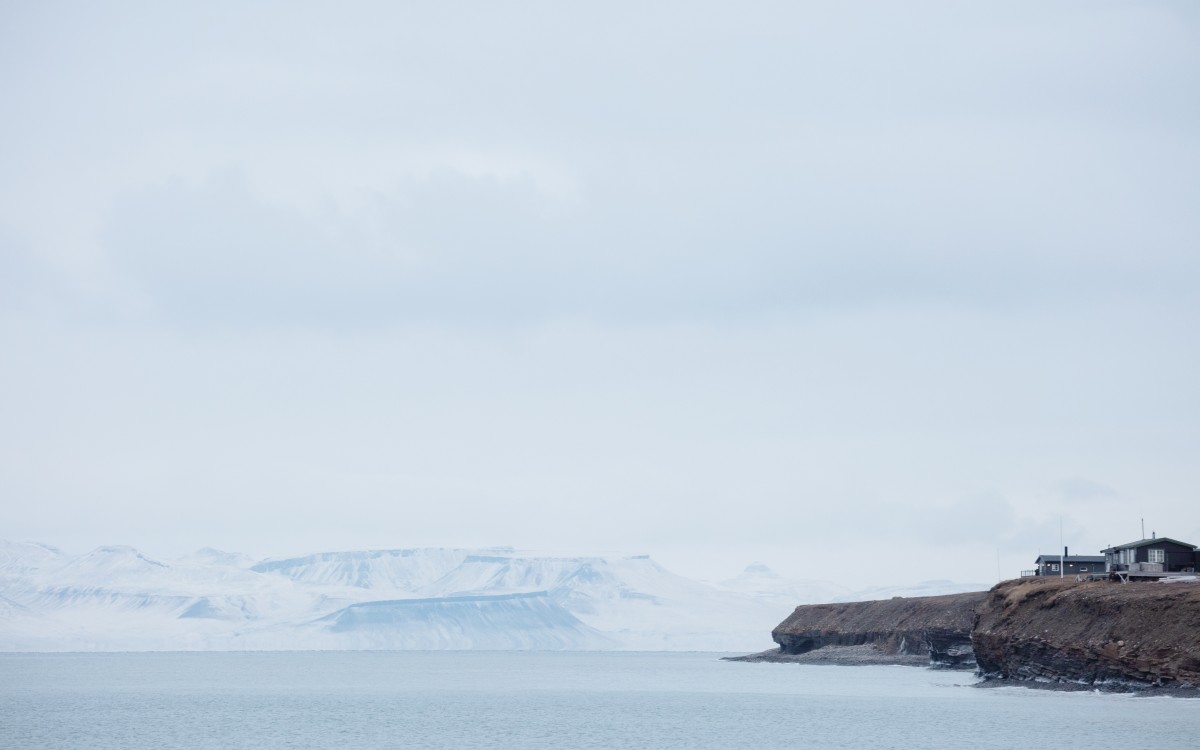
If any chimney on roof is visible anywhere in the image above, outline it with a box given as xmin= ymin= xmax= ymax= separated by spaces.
xmin=1065 ymin=546 xmax=1069 ymax=557
xmin=1152 ymin=531 xmax=1156 ymax=539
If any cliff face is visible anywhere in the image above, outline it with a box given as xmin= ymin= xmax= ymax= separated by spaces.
xmin=972 ymin=578 xmax=1200 ymax=689
xmin=760 ymin=579 xmax=1200 ymax=690
xmin=772 ymin=591 xmax=988 ymax=667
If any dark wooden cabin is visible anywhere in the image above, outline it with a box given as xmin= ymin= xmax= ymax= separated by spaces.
xmin=1032 ymin=552 xmax=1105 ymax=577
xmin=1102 ymin=536 xmax=1198 ymax=574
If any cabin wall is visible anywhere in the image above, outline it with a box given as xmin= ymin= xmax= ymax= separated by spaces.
xmin=1036 ymin=559 xmax=1104 ymax=576
xmin=1156 ymin=542 xmax=1196 ymax=571
xmin=1106 ymin=542 xmax=1198 ymax=573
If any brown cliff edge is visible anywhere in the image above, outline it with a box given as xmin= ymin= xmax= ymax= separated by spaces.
xmin=728 ymin=591 xmax=985 ymax=668
xmin=728 ymin=578 xmax=1200 ymax=693
xmin=973 ymin=577 xmax=1200 ymax=691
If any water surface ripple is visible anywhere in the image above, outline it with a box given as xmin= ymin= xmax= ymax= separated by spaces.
xmin=1 ymin=652 xmax=1195 ymax=749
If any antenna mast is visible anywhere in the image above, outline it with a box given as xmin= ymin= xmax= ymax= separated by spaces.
xmin=1059 ymin=516 xmax=1064 ymax=579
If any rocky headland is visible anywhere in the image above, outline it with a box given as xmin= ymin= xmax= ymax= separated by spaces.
xmin=732 ymin=578 xmax=1200 ymax=693
xmin=973 ymin=577 xmax=1200 ymax=691
xmin=729 ymin=591 xmax=985 ymax=668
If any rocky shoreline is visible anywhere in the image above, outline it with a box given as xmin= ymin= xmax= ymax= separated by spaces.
xmin=734 ymin=578 xmax=1200 ymax=694
xmin=725 ymin=643 xmax=930 ymax=667
xmin=765 ymin=590 xmax=986 ymax=669
xmin=973 ymin=578 xmax=1200 ymax=692
xmin=973 ymin=679 xmax=1199 ymax=697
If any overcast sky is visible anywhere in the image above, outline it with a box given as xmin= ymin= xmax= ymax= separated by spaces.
xmin=2 ymin=1 xmax=1197 ymax=587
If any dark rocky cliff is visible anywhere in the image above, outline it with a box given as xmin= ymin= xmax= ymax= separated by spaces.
xmin=972 ymin=578 xmax=1200 ymax=690
xmin=769 ymin=591 xmax=987 ymax=667
xmin=742 ymin=578 xmax=1200 ymax=692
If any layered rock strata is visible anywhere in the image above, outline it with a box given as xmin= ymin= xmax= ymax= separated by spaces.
xmin=740 ymin=578 xmax=1200 ymax=692
xmin=972 ymin=578 xmax=1200 ymax=690
xmin=766 ymin=591 xmax=987 ymax=668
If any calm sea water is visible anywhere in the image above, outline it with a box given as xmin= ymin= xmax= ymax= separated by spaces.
xmin=1 ymin=652 xmax=1196 ymax=749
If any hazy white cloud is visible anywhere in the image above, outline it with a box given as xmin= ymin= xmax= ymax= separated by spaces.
xmin=1053 ymin=477 xmax=1120 ymax=505
xmin=1 ymin=1 xmax=1198 ymax=586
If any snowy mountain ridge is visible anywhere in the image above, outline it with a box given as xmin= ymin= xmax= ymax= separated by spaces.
xmin=0 ymin=541 xmax=988 ymax=652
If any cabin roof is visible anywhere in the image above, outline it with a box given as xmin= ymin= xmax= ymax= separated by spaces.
xmin=1033 ymin=555 xmax=1105 ymax=564
xmin=1100 ymin=537 xmax=1197 ymax=553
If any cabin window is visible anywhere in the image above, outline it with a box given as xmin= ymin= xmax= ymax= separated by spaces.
xmin=1149 ymin=549 xmax=1165 ymax=564
xmin=1049 ymin=563 xmax=1059 ymax=571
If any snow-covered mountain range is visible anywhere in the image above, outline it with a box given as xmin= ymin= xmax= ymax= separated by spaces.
xmin=0 ymin=541 xmax=987 ymax=652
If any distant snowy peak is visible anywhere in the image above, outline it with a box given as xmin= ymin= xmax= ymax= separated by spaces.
xmin=721 ymin=562 xmax=785 ymax=589
xmin=250 ymin=548 xmax=472 ymax=591
xmin=719 ymin=562 xmax=851 ymax=605
xmin=739 ymin=562 xmax=778 ymax=577
xmin=0 ymin=540 xmax=64 ymax=572
xmin=87 ymin=545 xmax=167 ymax=564
xmin=424 ymin=554 xmax=689 ymax=602
xmin=57 ymin=546 xmax=170 ymax=579
xmin=179 ymin=548 xmax=253 ymax=568
xmin=431 ymin=555 xmax=616 ymax=596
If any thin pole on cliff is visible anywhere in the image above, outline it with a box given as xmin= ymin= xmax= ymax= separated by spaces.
xmin=1059 ymin=516 xmax=1064 ymax=579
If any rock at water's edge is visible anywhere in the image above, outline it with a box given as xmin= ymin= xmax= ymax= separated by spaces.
xmin=971 ymin=578 xmax=1200 ymax=690
xmin=769 ymin=591 xmax=986 ymax=669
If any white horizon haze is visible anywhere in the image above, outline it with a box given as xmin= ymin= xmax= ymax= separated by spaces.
xmin=2 ymin=1 xmax=1198 ymax=590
